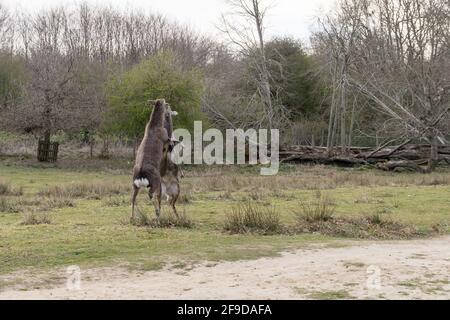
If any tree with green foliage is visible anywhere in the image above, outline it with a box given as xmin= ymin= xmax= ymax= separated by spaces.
xmin=265 ymin=37 xmax=325 ymax=121
xmin=105 ymin=51 xmax=204 ymax=140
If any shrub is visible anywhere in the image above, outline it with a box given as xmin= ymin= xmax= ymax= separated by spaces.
xmin=296 ymin=191 xmax=335 ymax=223
xmin=367 ymin=213 xmax=385 ymax=225
xmin=224 ymin=201 xmax=281 ymax=234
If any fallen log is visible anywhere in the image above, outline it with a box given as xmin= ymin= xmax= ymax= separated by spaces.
xmin=376 ymin=160 xmax=426 ymax=173
xmin=280 ymin=144 xmax=450 ymax=171
xmin=281 ymin=154 xmax=368 ymax=166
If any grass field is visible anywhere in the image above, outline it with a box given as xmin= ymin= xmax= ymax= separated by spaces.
xmin=1 ymin=159 xmax=449 ymax=277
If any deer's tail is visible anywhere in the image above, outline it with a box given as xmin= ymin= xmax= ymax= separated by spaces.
xmin=134 ymin=178 xmax=150 ymax=188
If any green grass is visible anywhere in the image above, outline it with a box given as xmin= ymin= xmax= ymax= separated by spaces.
xmin=0 ymin=162 xmax=449 ymax=277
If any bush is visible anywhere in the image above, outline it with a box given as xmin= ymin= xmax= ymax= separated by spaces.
xmin=224 ymin=201 xmax=281 ymax=234
xmin=296 ymin=191 xmax=335 ymax=223
xmin=367 ymin=213 xmax=385 ymax=225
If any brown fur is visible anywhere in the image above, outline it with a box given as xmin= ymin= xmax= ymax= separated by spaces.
xmin=161 ymin=153 xmax=180 ymax=216
xmin=160 ymin=103 xmax=181 ymax=216
xmin=131 ymin=99 xmax=170 ymax=221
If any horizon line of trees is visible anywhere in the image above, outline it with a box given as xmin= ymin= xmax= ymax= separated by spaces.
xmin=0 ymin=0 xmax=449 ymax=172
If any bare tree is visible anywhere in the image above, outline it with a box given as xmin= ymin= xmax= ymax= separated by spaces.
xmin=218 ymin=0 xmax=289 ymax=130
xmin=313 ymin=0 xmax=369 ymax=154
xmin=314 ymin=0 xmax=450 ymax=171
xmin=0 ymin=3 xmax=13 ymax=52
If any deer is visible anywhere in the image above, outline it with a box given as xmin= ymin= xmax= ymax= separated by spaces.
xmin=160 ymin=103 xmax=181 ymax=217
xmin=131 ymin=99 xmax=172 ymax=223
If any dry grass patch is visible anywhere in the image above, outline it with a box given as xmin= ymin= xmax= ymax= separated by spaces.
xmin=21 ymin=210 xmax=52 ymax=225
xmin=178 ymin=191 xmax=193 ymax=204
xmin=224 ymin=201 xmax=282 ymax=235
xmin=296 ymin=215 xmax=424 ymax=240
xmin=0 ymin=196 xmax=75 ymax=213
xmin=0 ymin=197 xmax=21 ymax=213
xmin=189 ymin=165 xmax=450 ymax=194
xmin=147 ymin=210 xmax=194 ymax=229
xmin=130 ymin=209 xmax=194 ymax=229
xmin=38 ymin=197 xmax=75 ymax=211
xmin=103 ymin=196 xmax=129 ymax=207
xmin=294 ymin=191 xmax=425 ymax=239
xmin=39 ymin=182 xmax=130 ymax=199
xmin=248 ymin=188 xmax=266 ymax=201
xmin=0 ymin=181 xmax=23 ymax=196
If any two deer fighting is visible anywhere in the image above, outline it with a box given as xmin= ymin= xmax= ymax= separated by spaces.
xmin=131 ymin=99 xmax=181 ymax=223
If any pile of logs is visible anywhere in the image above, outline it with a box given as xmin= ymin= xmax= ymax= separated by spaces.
xmin=280 ymin=144 xmax=450 ymax=172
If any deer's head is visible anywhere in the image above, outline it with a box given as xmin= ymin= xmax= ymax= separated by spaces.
xmin=148 ymin=99 xmax=181 ymax=150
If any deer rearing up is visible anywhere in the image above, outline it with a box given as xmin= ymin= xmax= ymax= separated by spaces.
xmin=160 ymin=104 xmax=181 ymax=217
xmin=131 ymin=99 xmax=171 ymax=222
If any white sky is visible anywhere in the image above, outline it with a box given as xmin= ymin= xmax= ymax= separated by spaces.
xmin=1 ymin=0 xmax=337 ymax=43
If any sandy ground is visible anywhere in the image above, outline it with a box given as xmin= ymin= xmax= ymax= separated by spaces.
xmin=1 ymin=236 xmax=449 ymax=300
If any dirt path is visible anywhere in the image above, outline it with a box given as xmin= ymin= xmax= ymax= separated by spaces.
xmin=1 ymin=237 xmax=449 ymax=300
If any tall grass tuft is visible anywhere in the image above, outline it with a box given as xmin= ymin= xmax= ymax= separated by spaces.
xmin=147 ymin=210 xmax=194 ymax=229
xmin=224 ymin=201 xmax=281 ymax=234
xmin=296 ymin=191 xmax=336 ymax=223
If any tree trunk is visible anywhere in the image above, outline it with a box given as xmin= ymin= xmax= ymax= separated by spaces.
xmin=100 ymin=136 xmax=110 ymax=159
xmin=327 ymin=64 xmax=339 ymax=154
xmin=348 ymin=96 xmax=356 ymax=148
xmin=340 ymin=81 xmax=347 ymax=154
xmin=252 ymin=0 xmax=273 ymax=130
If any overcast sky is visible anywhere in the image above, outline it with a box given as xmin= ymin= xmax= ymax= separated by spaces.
xmin=1 ymin=0 xmax=337 ymax=42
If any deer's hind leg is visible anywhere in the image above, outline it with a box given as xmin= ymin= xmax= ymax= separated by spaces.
xmin=169 ymin=182 xmax=180 ymax=217
xmin=149 ymin=178 xmax=162 ymax=219
xmin=130 ymin=185 xmax=140 ymax=223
